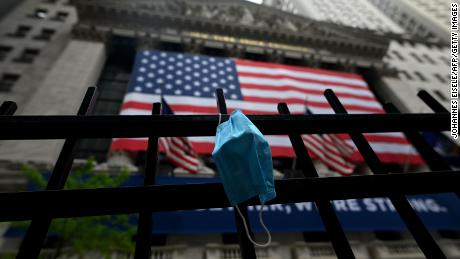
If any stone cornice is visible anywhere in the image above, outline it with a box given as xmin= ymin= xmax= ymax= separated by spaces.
xmin=71 ymin=0 xmax=390 ymax=64
xmin=72 ymin=25 xmax=112 ymax=43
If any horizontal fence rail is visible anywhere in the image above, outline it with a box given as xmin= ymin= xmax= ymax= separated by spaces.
xmin=0 ymin=113 xmax=450 ymax=139
xmin=1 ymin=87 xmax=458 ymax=259
xmin=0 ymin=171 xmax=457 ymax=222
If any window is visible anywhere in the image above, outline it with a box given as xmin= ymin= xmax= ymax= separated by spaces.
xmin=33 ymin=28 xmax=55 ymax=41
xmin=418 ymin=25 xmax=427 ymax=34
xmin=426 ymin=32 xmax=436 ymax=38
xmin=0 ymin=45 xmax=12 ymax=61
xmin=414 ymin=71 xmax=426 ymax=81
xmin=13 ymin=48 xmax=40 ymax=63
xmin=410 ymin=53 xmax=424 ymax=63
xmin=434 ymin=73 xmax=447 ymax=84
xmin=408 ymin=18 xmax=416 ymax=27
xmin=0 ymin=73 xmax=20 ymax=92
xmin=400 ymin=13 xmax=408 ymax=22
xmin=433 ymin=90 xmax=447 ymax=101
xmin=398 ymin=71 xmax=413 ymax=80
xmin=391 ymin=50 xmax=405 ymax=61
xmin=29 ymin=8 xmax=48 ymax=19
xmin=422 ymin=54 xmax=436 ymax=64
xmin=6 ymin=25 xmax=32 ymax=38
xmin=51 ymin=11 xmax=69 ymax=21
xmin=440 ymin=56 xmax=450 ymax=66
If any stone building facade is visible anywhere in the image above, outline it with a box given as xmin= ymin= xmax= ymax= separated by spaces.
xmin=0 ymin=0 xmax=458 ymax=258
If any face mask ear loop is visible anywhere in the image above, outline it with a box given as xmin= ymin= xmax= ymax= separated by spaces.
xmin=235 ymin=202 xmax=272 ymax=247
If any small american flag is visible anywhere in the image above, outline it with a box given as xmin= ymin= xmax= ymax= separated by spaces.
xmin=302 ymin=106 xmax=355 ymax=176
xmin=159 ymin=97 xmax=200 ymax=174
xmin=111 ymin=50 xmax=422 ymax=165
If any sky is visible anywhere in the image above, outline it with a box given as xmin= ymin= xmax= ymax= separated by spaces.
xmin=245 ymin=0 xmax=263 ymax=4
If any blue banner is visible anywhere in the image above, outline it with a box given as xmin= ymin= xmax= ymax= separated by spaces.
xmin=9 ymin=175 xmax=459 ymax=237
xmin=150 ymin=176 xmax=460 ymax=233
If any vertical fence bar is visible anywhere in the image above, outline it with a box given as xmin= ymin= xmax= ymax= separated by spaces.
xmin=324 ymin=89 xmax=447 ymax=259
xmin=134 ymin=102 xmax=162 ymax=259
xmin=416 ymin=91 xmax=453 ymax=170
xmin=278 ymin=103 xmax=356 ymax=259
xmin=0 ymin=101 xmax=18 ymax=115
xmin=215 ymin=88 xmax=257 ymax=259
xmin=383 ymin=102 xmax=452 ymax=171
xmin=17 ymin=87 xmax=98 ymax=259
xmin=418 ymin=90 xmax=449 ymax=113
xmin=413 ymin=91 xmax=460 ymax=199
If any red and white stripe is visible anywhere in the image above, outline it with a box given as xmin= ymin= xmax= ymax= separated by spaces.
xmin=112 ymin=58 xmax=422 ymax=165
xmin=302 ymin=134 xmax=355 ymax=176
xmin=159 ymin=137 xmax=200 ymax=174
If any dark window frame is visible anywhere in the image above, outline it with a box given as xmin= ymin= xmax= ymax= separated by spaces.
xmin=13 ymin=48 xmax=40 ymax=64
xmin=6 ymin=25 xmax=32 ymax=38
xmin=414 ymin=71 xmax=426 ymax=81
xmin=398 ymin=70 xmax=413 ymax=80
xmin=0 ymin=45 xmax=13 ymax=61
xmin=422 ymin=53 xmax=436 ymax=65
xmin=0 ymin=73 xmax=20 ymax=92
xmin=410 ymin=52 xmax=424 ymax=63
xmin=434 ymin=73 xmax=447 ymax=84
xmin=51 ymin=11 xmax=69 ymax=21
xmin=433 ymin=90 xmax=447 ymax=101
xmin=33 ymin=28 xmax=56 ymax=41
xmin=391 ymin=50 xmax=405 ymax=61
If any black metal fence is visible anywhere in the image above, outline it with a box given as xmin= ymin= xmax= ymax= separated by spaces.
xmin=0 ymin=87 xmax=458 ymax=259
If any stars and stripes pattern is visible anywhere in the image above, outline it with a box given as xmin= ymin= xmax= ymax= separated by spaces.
xmin=159 ymin=97 xmax=200 ymax=174
xmin=111 ymin=50 xmax=422 ymax=165
xmin=302 ymin=107 xmax=356 ymax=176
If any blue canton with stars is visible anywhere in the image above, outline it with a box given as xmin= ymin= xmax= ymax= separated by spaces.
xmin=128 ymin=50 xmax=243 ymax=100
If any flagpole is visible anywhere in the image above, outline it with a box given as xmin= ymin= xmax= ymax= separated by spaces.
xmin=403 ymin=146 xmax=413 ymax=173
xmin=403 ymin=108 xmax=424 ymax=173
xmin=292 ymin=96 xmax=311 ymax=171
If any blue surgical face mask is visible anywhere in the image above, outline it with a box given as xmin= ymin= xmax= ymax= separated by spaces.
xmin=212 ymin=110 xmax=276 ymax=247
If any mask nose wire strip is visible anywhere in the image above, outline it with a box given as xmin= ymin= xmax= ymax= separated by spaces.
xmin=235 ymin=202 xmax=272 ymax=247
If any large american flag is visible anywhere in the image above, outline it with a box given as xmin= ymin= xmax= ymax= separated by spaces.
xmin=111 ymin=50 xmax=422 ymax=165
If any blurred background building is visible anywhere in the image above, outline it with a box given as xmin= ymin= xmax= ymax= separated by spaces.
xmin=0 ymin=0 xmax=459 ymax=258
xmin=369 ymin=0 xmax=451 ymax=43
xmin=265 ymin=0 xmax=451 ymax=114
xmin=265 ymin=0 xmax=458 ymax=158
xmin=264 ymin=0 xmax=405 ymax=34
